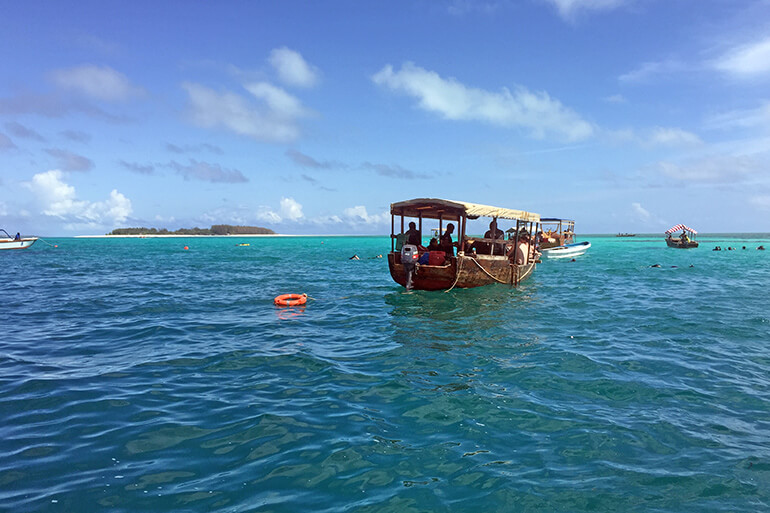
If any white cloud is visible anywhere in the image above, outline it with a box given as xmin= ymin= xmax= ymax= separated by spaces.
xmin=619 ymin=60 xmax=687 ymax=83
xmin=253 ymin=197 xmax=305 ymax=224
xmin=25 ymin=170 xmax=132 ymax=224
xmin=29 ymin=170 xmax=84 ymax=217
xmin=657 ymin=155 xmax=761 ymax=184
xmin=269 ymin=47 xmax=319 ymax=88
xmin=713 ymin=36 xmax=770 ymax=78
xmin=604 ymin=127 xmax=701 ymax=147
xmin=255 ymin=208 xmax=282 ymax=224
xmin=542 ymin=0 xmax=629 ymax=20
xmin=704 ymin=102 xmax=770 ymax=131
xmin=647 ymin=127 xmax=702 ymax=147
xmin=50 ymin=65 xmax=143 ymax=101
xmin=183 ymin=82 xmax=305 ymax=143
xmin=244 ymin=82 xmax=306 ymax=118
xmin=604 ymin=94 xmax=627 ymax=104
xmin=372 ymin=62 xmax=594 ymax=141
xmin=280 ymin=197 xmax=304 ymax=221
xmin=87 ymin=189 xmax=132 ymax=223
xmin=631 ymin=202 xmax=651 ymax=221
xmin=342 ymin=206 xmax=389 ymax=225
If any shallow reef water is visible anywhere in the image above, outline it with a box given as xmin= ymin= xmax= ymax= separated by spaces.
xmin=2 ymin=234 xmax=770 ymax=512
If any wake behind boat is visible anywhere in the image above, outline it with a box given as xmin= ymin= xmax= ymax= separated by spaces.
xmin=541 ymin=241 xmax=591 ymax=259
xmin=0 ymin=229 xmax=37 ymax=250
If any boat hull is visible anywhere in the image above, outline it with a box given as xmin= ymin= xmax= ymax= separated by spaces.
xmin=666 ymin=238 xmax=698 ymax=248
xmin=388 ymin=253 xmax=536 ymax=290
xmin=0 ymin=238 xmax=37 ymax=250
xmin=541 ymin=241 xmax=591 ymax=259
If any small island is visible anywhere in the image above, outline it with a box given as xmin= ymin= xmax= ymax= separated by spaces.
xmin=107 ymin=224 xmax=276 ymax=236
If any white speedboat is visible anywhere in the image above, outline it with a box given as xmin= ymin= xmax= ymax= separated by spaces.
xmin=540 ymin=241 xmax=591 ymax=259
xmin=0 ymin=229 xmax=38 ymax=250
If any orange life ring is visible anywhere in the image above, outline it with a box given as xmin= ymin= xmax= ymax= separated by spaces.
xmin=274 ymin=293 xmax=307 ymax=307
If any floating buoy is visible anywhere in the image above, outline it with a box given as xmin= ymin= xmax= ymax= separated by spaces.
xmin=274 ymin=293 xmax=307 ymax=307
xmin=184 ymin=246 xmax=189 ymax=250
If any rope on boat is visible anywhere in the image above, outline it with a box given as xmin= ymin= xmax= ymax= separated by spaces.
xmin=444 ymin=256 xmax=464 ymax=292
xmin=467 ymin=256 xmax=508 ymax=284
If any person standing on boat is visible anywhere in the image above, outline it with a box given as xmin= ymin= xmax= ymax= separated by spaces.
xmin=405 ymin=221 xmax=421 ymax=247
xmin=439 ymin=223 xmax=455 ymax=255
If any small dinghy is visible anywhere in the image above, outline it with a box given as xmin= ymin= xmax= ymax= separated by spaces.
xmin=540 ymin=241 xmax=591 ymax=259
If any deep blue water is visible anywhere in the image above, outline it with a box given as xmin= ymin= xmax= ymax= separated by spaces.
xmin=2 ymin=235 xmax=770 ymax=512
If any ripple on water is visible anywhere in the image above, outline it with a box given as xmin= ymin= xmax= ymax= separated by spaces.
xmin=2 ymin=236 xmax=770 ymax=511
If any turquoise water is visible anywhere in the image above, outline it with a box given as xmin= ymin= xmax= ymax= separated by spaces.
xmin=2 ymin=235 xmax=770 ymax=512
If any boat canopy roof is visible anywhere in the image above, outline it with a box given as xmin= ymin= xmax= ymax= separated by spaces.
xmin=390 ymin=198 xmax=540 ymax=223
xmin=665 ymin=224 xmax=697 ymax=235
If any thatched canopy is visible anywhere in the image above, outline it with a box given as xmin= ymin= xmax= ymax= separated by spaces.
xmin=390 ymin=198 xmax=540 ymax=223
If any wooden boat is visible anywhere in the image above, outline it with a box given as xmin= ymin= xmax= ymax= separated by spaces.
xmin=534 ymin=218 xmax=590 ymax=259
xmin=0 ymin=229 xmax=37 ymax=250
xmin=388 ymin=198 xmax=541 ymax=291
xmin=534 ymin=218 xmax=575 ymax=249
xmin=665 ymin=224 xmax=698 ymax=248
xmin=541 ymin=241 xmax=591 ymax=259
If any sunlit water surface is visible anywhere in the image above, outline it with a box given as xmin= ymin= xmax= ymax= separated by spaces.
xmin=2 ymin=235 xmax=770 ymax=512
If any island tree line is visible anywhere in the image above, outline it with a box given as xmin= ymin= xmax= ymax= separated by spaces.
xmin=108 ymin=225 xmax=275 ymax=236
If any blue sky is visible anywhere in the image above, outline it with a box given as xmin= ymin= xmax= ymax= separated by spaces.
xmin=2 ymin=0 xmax=770 ymax=235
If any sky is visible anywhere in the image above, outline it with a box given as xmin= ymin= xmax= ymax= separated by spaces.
xmin=1 ymin=0 xmax=770 ymax=235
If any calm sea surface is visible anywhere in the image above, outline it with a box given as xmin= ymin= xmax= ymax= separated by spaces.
xmin=2 ymin=235 xmax=770 ymax=512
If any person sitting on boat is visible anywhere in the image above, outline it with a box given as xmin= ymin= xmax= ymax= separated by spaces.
xmin=439 ymin=223 xmax=455 ymax=256
xmin=14 ymin=232 xmax=21 ymax=241
xmin=479 ymin=220 xmax=504 ymax=254
xmin=427 ymin=238 xmax=440 ymax=251
xmin=510 ymin=232 xmax=536 ymax=265
xmin=681 ymin=231 xmax=689 ymax=243
xmin=484 ymin=220 xmax=503 ymax=240
xmin=405 ymin=222 xmax=421 ymax=247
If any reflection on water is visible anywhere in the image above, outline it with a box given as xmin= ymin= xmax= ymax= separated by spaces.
xmin=275 ymin=305 xmax=306 ymax=321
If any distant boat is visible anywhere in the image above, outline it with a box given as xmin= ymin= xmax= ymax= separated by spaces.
xmin=665 ymin=224 xmax=698 ymax=248
xmin=616 ymin=233 xmax=636 ymax=237
xmin=0 ymin=229 xmax=37 ymax=250
xmin=541 ymin=241 xmax=591 ymax=259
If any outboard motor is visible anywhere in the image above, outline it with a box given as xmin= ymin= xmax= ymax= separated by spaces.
xmin=400 ymin=244 xmax=419 ymax=291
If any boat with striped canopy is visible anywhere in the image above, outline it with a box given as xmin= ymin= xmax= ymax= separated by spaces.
xmin=665 ymin=224 xmax=698 ymax=248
